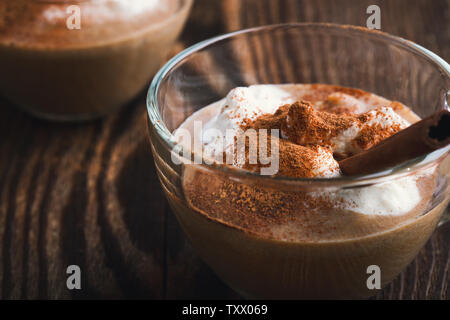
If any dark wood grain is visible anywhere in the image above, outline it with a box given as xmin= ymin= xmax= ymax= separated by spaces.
xmin=0 ymin=0 xmax=448 ymax=300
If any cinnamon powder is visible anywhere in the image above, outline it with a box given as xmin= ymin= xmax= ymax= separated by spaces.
xmin=181 ymin=88 xmax=415 ymax=240
xmin=240 ymin=100 xmax=403 ymax=176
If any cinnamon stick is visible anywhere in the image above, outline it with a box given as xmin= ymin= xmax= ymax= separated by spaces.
xmin=339 ymin=110 xmax=450 ymax=176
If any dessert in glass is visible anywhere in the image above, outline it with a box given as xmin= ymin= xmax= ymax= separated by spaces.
xmin=0 ymin=0 xmax=193 ymax=121
xmin=147 ymin=24 xmax=450 ymax=299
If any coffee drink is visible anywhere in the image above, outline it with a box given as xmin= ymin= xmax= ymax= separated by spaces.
xmin=0 ymin=0 xmax=192 ymax=120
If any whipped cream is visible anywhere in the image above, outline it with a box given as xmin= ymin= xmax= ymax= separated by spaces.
xmin=309 ymin=146 xmax=341 ymax=177
xmin=321 ymin=92 xmax=367 ymax=114
xmin=176 ymin=84 xmax=427 ymax=216
xmin=331 ymin=107 xmax=410 ymax=156
xmin=315 ymin=174 xmax=421 ymax=216
xmin=201 ymin=85 xmax=294 ymax=161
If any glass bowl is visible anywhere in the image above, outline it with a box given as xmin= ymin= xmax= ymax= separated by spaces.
xmin=147 ymin=23 xmax=450 ymax=299
xmin=0 ymin=0 xmax=193 ymax=121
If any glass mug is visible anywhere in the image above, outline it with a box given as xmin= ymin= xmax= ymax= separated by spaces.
xmin=147 ymin=24 xmax=450 ymax=299
xmin=0 ymin=0 xmax=193 ymax=121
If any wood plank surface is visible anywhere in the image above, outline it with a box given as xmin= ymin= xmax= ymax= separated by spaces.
xmin=0 ymin=0 xmax=448 ymax=299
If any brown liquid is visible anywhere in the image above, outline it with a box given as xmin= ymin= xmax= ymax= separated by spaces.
xmin=0 ymin=0 xmax=192 ymax=120
xmin=166 ymin=192 xmax=446 ymax=298
xmin=162 ymin=84 xmax=449 ymax=298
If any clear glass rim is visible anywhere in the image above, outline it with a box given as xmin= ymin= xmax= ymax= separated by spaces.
xmin=147 ymin=22 xmax=450 ymax=187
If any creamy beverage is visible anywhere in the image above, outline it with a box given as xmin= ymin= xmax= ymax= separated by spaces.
xmin=175 ymin=84 xmax=437 ymax=240
xmin=165 ymin=84 xmax=449 ymax=298
xmin=0 ymin=0 xmax=192 ymax=120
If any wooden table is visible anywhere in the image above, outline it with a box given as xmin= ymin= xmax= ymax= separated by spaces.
xmin=0 ymin=0 xmax=449 ymax=299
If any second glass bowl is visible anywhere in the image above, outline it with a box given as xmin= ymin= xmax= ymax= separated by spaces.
xmin=0 ymin=0 xmax=193 ymax=121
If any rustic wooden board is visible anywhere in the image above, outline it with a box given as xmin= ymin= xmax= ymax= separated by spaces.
xmin=0 ymin=0 xmax=448 ymax=299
